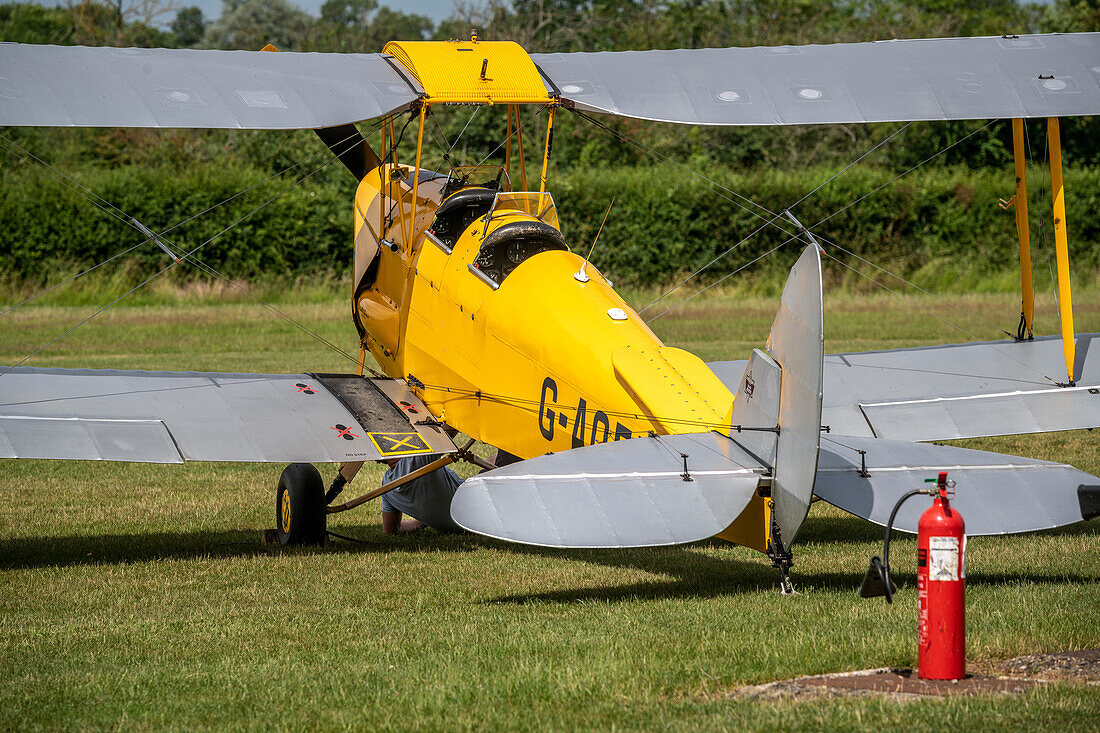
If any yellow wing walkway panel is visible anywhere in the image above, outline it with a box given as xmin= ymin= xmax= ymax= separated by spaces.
xmin=384 ymin=40 xmax=554 ymax=105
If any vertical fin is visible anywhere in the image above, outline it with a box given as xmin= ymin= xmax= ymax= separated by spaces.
xmin=766 ymin=244 xmax=824 ymax=546
xmin=728 ymin=348 xmax=781 ymax=471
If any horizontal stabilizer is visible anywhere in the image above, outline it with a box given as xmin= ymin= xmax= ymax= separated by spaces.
xmin=815 ymin=435 xmax=1100 ymax=535
xmin=451 ymin=433 xmax=765 ymax=548
xmin=0 ymin=366 xmax=453 ymax=463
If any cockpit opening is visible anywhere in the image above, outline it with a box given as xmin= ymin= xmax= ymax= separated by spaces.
xmin=471 ymin=220 xmax=568 ymax=285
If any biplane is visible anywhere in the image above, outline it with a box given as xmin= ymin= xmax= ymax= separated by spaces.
xmin=1 ymin=33 xmax=1098 ymax=587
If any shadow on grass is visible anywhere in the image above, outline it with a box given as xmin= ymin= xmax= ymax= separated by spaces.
xmin=797 ymin=510 xmax=1100 ymax=545
xmin=482 ymin=545 xmax=1099 ymax=604
xmin=4 ymin=521 xmax=1094 ymax=605
xmin=0 ymin=527 xmax=823 ymax=600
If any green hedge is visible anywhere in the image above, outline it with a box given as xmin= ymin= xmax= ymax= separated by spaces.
xmin=556 ymin=165 xmax=1100 ymax=289
xmin=2 ymin=161 xmax=1097 ymax=289
xmin=1 ymin=161 xmax=349 ymax=281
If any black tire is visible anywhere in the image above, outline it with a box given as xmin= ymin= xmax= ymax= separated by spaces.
xmin=275 ymin=463 xmax=326 ymax=546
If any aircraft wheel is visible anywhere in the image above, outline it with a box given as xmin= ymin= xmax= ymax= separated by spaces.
xmin=275 ymin=463 xmax=326 ymax=546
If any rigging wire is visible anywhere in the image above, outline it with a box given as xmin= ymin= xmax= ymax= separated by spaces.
xmin=644 ymin=240 xmax=794 ymax=323
xmin=474 ymin=105 xmax=544 ymax=169
xmin=820 ymin=249 xmax=1057 ymax=385
xmin=436 ymin=105 xmax=481 ymax=171
xmin=380 ymin=112 xmax=418 ymax=225
xmin=0 ymin=121 xmax=388 ymax=316
xmin=572 ymin=109 xmax=787 ymax=226
xmin=809 ymin=120 xmax=996 ymax=230
xmin=603 ymin=113 xmax=1010 ymax=338
xmin=814 ymin=236 xmax=1014 ymax=339
xmin=177 ymin=255 xmax=365 ymax=369
xmin=413 ymin=381 xmax=737 ymax=435
xmin=639 ymin=121 xmax=913 ymax=315
xmin=0 ymin=127 xmax=366 ymax=376
xmin=565 ymin=113 xmax=1063 ymax=385
xmin=787 ymin=122 xmax=913 ymax=214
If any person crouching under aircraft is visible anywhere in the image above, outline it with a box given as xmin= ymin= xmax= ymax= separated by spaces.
xmin=379 ymin=454 xmax=465 ymax=535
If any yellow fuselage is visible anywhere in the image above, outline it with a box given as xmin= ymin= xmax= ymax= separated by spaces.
xmin=340 ymin=38 xmax=770 ymax=552
xmin=354 ymin=169 xmax=734 ymax=457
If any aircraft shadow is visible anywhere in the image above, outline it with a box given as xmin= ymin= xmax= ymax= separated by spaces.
xmin=2 ymin=516 xmax=1094 ymax=606
xmin=482 ymin=542 xmax=1098 ymax=605
xmin=0 ymin=525 xmax=478 ymax=570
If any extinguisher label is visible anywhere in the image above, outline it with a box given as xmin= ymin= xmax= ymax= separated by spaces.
xmin=928 ymin=536 xmax=960 ymax=581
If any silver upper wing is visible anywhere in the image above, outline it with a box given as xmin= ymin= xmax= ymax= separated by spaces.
xmin=534 ymin=33 xmax=1100 ymax=125
xmin=709 ymin=333 xmax=1100 ymax=442
xmin=0 ymin=367 xmax=454 ymax=463
xmin=0 ymin=44 xmax=419 ymax=129
xmin=5 ymin=33 xmax=1097 ymax=131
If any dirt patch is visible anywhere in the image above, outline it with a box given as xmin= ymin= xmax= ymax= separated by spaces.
xmin=727 ymin=649 xmax=1100 ymax=701
xmin=993 ymin=649 xmax=1100 ymax=682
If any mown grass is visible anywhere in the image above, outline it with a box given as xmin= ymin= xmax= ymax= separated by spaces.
xmin=0 ymin=287 xmax=1098 ymax=731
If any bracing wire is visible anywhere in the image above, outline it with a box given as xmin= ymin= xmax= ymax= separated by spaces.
xmin=0 ymin=124 xmax=375 ymax=375
xmin=594 ymin=113 xmax=1010 ymax=335
xmin=572 ymin=109 xmax=786 ymax=225
xmin=0 ymin=120 xmax=389 ymax=317
xmin=475 ymin=104 xmax=545 ymax=169
xmin=178 ymin=255 xmax=365 ymax=369
xmin=579 ymin=111 xmax=917 ymax=317
xmin=809 ymin=120 xmax=996 ymax=230
xmin=644 ymin=240 xmax=794 ymax=323
xmin=785 ymin=122 xmax=913 ymax=214
xmin=814 ymin=236 xmax=1014 ymax=339
xmin=820 ymin=249 xmax=1058 ymax=385
xmin=414 ymin=381 xmax=736 ymax=435
xmin=427 ymin=106 xmax=482 ymax=175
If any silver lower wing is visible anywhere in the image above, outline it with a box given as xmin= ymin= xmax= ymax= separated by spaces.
xmin=451 ymin=433 xmax=765 ymax=549
xmin=0 ymin=367 xmax=453 ymax=463
xmin=815 ymin=435 xmax=1100 ymax=535
xmin=709 ymin=333 xmax=1100 ymax=442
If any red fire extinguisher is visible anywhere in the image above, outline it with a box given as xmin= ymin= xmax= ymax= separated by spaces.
xmin=859 ymin=471 xmax=967 ymax=681
xmin=917 ymin=471 xmax=965 ymax=680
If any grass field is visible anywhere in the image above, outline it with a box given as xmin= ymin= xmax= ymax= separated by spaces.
xmin=1 ymin=285 xmax=1098 ymax=731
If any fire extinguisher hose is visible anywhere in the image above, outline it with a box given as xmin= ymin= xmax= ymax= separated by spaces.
xmin=877 ymin=488 xmax=936 ymax=604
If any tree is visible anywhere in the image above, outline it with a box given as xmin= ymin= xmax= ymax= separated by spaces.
xmin=0 ymin=3 xmax=76 ymax=44
xmin=1042 ymin=0 xmax=1100 ymax=32
xmin=204 ymin=0 xmax=312 ymax=50
xmin=364 ymin=6 xmax=432 ymax=48
xmin=320 ymin=0 xmax=376 ymax=28
xmin=315 ymin=0 xmax=376 ymax=51
xmin=171 ymin=6 xmax=205 ymax=46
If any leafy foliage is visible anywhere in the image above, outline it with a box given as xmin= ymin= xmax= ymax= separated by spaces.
xmin=0 ymin=0 xmax=1096 ymax=287
xmin=2 ymin=146 xmax=1096 ymax=289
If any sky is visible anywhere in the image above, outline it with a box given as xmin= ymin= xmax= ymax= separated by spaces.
xmin=191 ymin=0 xmax=463 ymax=23
xmin=37 ymin=0 xmax=469 ymax=25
